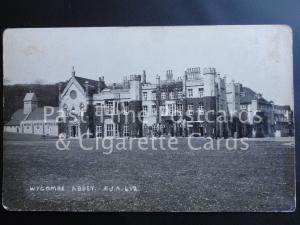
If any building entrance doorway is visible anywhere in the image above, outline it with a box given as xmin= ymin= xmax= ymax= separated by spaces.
xmin=199 ymin=126 xmax=204 ymax=136
xmin=178 ymin=126 xmax=183 ymax=136
xmin=70 ymin=125 xmax=78 ymax=137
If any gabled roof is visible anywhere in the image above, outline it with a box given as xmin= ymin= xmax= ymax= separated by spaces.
xmin=26 ymin=107 xmax=60 ymax=121
xmin=257 ymin=97 xmax=269 ymax=104
xmin=74 ymin=76 xmax=100 ymax=91
xmin=5 ymin=107 xmax=61 ymax=126
xmin=240 ymin=87 xmax=256 ymax=104
xmin=62 ymin=76 xmax=106 ymax=95
xmin=240 ymin=86 xmax=270 ymax=104
xmin=5 ymin=109 xmax=27 ymax=126
xmin=23 ymin=93 xmax=38 ymax=102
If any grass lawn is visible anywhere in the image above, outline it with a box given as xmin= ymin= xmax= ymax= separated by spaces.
xmin=2 ymin=133 xmax=295 ymax=211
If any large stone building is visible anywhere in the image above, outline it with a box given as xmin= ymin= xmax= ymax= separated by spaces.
xmin=239 ymin=86 xmax=294 ymax=137
xmin=4 ymin=67 xmax=294 ymax=138
xmin=141 ymin=67 xmax=229 ymax=138
xmin=56 ymin=67 xmax=233 ymax=138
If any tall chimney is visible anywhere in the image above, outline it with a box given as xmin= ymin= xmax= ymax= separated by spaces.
xmin=183 ymin=71 xmax=187 ymax=97
xmin=72 ymin=66 xmax=76 ymax=77
xmin=166 ymin=70 xmax=173 ymax=82
xmin=98 ymin=77 xmax=102 ymax=93
xmin=156 ymin=75 xmax=160 ymax=87
xmin=123 ymin=76 xmax=128 ymax=88
xmin=85 ymin=81 xmax=89 ymax=97
xmin=142 ymin=70 xmax=146 ymax=84
xmin=58 ymin=82 xmax=62 ymax=104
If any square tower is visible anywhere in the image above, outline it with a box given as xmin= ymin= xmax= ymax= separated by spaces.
xmin=23 ymin=92 xmax=38 ymax=114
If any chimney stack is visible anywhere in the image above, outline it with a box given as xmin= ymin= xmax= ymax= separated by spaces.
xmin=142 ymin=70 xmax=146 ymax=84
xmin=166 ymin=70 xmax=173 ymax=82
xmin=183 ymin=71 xmax=187 ymax=96
xmin=98 ymin=77 xmax=102 ymax=93
xmin=124 ymin=76 xmax=130 ymax=88
xmin=85 ymin=81 xmax=89 ymax=97
xmin=58 ymin=82 xmax=62 ymax=103
xmin=156 ymin=75 xmax=160 ymax=87
xmin=72 ymin=66 xmax=76 ymax=77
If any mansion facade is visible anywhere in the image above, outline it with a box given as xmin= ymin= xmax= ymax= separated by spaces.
xmin=4 ymin=67 xmax=294 ymax=138
xmin=58 ymin=67 xmax=232 ymax=138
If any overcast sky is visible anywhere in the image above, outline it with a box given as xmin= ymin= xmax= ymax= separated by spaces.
xmin=3 ymin=26 xmax=293 ymax=108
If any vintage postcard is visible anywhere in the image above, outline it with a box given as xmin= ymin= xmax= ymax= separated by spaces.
xmin=2 ymin=26 xmax=295 ymax=211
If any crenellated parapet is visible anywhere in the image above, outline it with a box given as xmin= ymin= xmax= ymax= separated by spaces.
xmin=129 ymin=74 xmax=141 ymax=81
xmin=185 ymin=67 xmax=201 ymax=80
xmin=203 ymin=67 xmax=216 ymax=75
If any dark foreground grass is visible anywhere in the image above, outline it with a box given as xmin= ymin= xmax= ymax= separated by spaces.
xmin=2 ymin=133 xmax=295 ymax=211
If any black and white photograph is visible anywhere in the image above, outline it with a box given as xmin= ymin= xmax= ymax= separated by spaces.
xmin=2 ymin=25 xmax=295 ymax=212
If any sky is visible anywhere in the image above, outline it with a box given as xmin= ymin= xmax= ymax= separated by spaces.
xmin=3 ymin=26 xmax=294 ymax=108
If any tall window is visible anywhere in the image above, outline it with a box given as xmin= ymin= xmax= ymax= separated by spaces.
xmin=152 ymin=105 xmax=157 ymax=114
xmin=177 ymin=104 xmax=183 ymax=116
xmin=177 ymin=91 xmax=182 ymax=99
xmin=123 ymin=102 xmax=129 ymax=113
xmin=169 ymin=92 xmax=174 ymax=99
xmin=198 ymin=88 xmax=204 ymax=97
xmin=198 ymin=103 xmax=204 ymax=114
xmin=152 ymin=125 xmax=157 ymax=136
xmin=95 ymin=103 xmax=103 ymax=115
xmin=188 ymin=89 xmax=193 ymax=97
xmin=152 ymin=92 xmax=156 ymax=100
xmin=188 ymin=104 xmax=194 ymax=115
xmin=123 ymin=124 xmax=129 ymax=137
xmin=161 ymin=92 xmax=166 ymax=100
xmin=167 ymin=104 xmax=175 ymax=116
xmin=96 ymin=125 xmax=102 ymax=138
xmin=143 ymin=92 xmax=148 ymax=100
xmin=161 ymin=105 xmax=166 ymax=115
xmin=105 ymin=101 xmax=114 ymax=115
xmin=143 ymin=105 xmax=148 ymax=116
xmin=106 ymin=124 xmax=114 ymax=136
xmin=115 ymin=124 xmax=119 ymax=137
xmin=143 ymin=124 xmax=148 ymax=136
